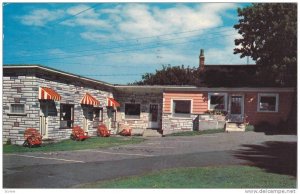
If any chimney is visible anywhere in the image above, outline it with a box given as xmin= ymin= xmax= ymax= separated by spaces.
xmin=199 ymin=49 xmax=205 ymax=71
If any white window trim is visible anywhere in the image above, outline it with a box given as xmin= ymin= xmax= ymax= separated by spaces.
xmin=171 ymin=99 xmax=193 ymax=116
xmin=124 ymin=102 xmax=141 ymax=120
xmin=257 ymin=93 xmax=279 ymax=113
xmin=208 ymin=93 xmax=228 ymax=111
xmin=9 ymin=103 xmax=26 ymax=115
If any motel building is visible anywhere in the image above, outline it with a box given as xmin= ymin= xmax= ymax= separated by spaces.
xmin=3 ymin=51 xmax=294 ymax=145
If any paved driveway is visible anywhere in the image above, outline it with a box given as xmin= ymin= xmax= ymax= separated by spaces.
xmin=3 ymin=132 xmax=297 ymax=188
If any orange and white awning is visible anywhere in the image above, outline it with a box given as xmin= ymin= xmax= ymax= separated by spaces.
xmin=80 ymin=93 xmax=100 ymax=106
xmin=107 ymin=98 xmax=120 ymax=108
xmin=39 ymin=87 xmax=61 ymax=101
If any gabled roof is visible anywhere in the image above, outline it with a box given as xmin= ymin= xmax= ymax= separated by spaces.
xmin=3 ymin=64 xmax=292 ymax=90
xmin=3 ymin=64 xmax=114 ymax=88
xmin=199 ymin=64 xmax=265 ymax=87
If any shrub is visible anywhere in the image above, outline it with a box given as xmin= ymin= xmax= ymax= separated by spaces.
xmin=254 ymin=121 xmax=277 ymax=134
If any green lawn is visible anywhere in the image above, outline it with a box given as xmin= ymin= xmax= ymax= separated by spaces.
xmin=166 ymin=128 xmax=224 ymax=136
xmin=76 ymin=165 xmax=296 ymax=188
xmin=3 ymin=136 xmax=144 ymax=153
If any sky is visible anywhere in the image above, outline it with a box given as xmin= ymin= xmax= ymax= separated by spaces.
xmin=3 ymin=2 xmax=252 ymax=84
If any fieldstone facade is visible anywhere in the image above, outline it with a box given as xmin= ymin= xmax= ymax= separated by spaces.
xmin=3 ymin=69 xmax=40 ymax=145
xmin=162 ymin=113 xmax=199 ymax=135
xmin=162 ymin=113 xmax=227 ymax=134
xmin=3 ymin=67 xmax=115 ymax=145
xmin=35 ymin=70 xmax=114 ymax=139
xmin=115 ymin=90 xmax=163 ymax=135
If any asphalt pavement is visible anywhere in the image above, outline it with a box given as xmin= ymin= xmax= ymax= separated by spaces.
xmin=3 ymin=131 xmax=297 ymax=188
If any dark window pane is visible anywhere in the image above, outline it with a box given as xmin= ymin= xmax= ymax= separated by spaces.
xmin=210 ymin=95 xmax=225 ymax=110
xmin=259 ymin=96 xmax=276 ymax=111
xmin=173 ymin=100 xmax=191 ymax=114
xmin=11 ymin=104 xmax=25 ymax=113
xmin=125 ymin=104 xmax=141 ymax=118
xmin=60 ymin=104 xmax=74 ymax=128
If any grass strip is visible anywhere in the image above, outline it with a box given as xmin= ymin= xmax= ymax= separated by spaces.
xmin=3 ymin=137 xmax=144 ymax=153
xmin=77 ymin=165 xmax=296 ymax=188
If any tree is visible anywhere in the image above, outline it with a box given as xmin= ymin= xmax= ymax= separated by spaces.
xmin=234 ymin=3 xmax=297 ymax=87
xmin=132 ymin=65 xmax=201 ymax=85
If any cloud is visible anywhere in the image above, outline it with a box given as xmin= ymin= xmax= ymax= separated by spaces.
xmin=16 ymin=3 xmax=250 ymax=83
xmin=203 ymin=27 xmax=253 ymax=64
xmin=19 ymin=9 xmax=65 ymax=26
xmin=66 ymin=4 xmax=100 ymax=19
xmin=18 ymin=3 xmax=238 ymax=40
xmin=59 ymin=4 xmax=111 ymax=29
xmin=73 ymin=3 xmax=238 ymax=44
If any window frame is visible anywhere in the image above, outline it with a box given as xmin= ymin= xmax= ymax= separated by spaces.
xmin=60 ymin=103 xmax=75 ymax=129
xmin=171 ymin=99 xmax=193 ymax=117
xmin=9 ymin=103 xmax=26 ymax=115
xmin=208 ymin=93 xmax=228 ymax=111
xmin=124 ymin=103 xmax=141 ymax=120
xmin=94 ymin=107 xmax=103 ymax=122
xmin=257 ymin=93 xmax=279 ymax=113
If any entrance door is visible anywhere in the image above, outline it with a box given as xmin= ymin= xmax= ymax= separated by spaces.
xmin=149 ymin=104 xmax=159 ymax=128
xmin=40 ymin=102 xmax=48 ymax=138
xmin=82 ymin=105 xmax=93 ymax=133
xmin=108 ymin=108 xmax=117 ymax=130
xmin=229 ymin=95 xmax=244 ymax=123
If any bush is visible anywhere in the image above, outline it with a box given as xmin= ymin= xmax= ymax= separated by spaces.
xmin=254 ymin=121 xmax=275 ymax=132
xmin=245 ymin=125 xmax=255 ymax=131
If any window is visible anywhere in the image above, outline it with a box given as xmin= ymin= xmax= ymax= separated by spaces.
xmin=208 ymin=93 xmax=227 ymax=111
xmin=125 ymin=103 xmax=141 ymax=119
xmin=93 ymin=107 xmax=103 ymax=128
xmin=258 ymin=93 xmax=279 ymax=112
xmin=10 ymin=104 xmax=25 ymax=114
xmin=60 ymin=104 xmax=74 ymax=128
xmin=172 ymin=100 xmax=191 ymax=115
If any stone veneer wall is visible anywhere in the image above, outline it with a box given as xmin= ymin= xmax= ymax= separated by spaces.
xmin=3 ymin=68 xmax=114 ymax=145
xmin=3 ymin=69 xmax=40 ymax=145
xmin=115 ymin=91 xmax=163 ymax=134
xmin=35 ymin=71 xmax=113 ymax=140
xmin=162 ymin=113 xmax=199 ymax=135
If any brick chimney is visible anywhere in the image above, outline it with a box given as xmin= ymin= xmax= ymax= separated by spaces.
xmin=199 ymin=49 xmax=205 ymax=71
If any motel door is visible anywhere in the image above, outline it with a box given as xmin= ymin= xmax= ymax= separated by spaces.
xmin=39 ymin=102 xmax=48 ymax=138
xmin=149 ymin=104 xmax=159 ymax=129
xmin=82 ymin=106 xmax=93 ymax=133
xmin=229 ymin=95 xmax=244 ymax=123
xmin=107 ymin=108 xmax=117 ymax=131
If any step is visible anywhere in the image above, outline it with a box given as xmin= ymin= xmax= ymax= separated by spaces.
xmin=143 ymin=129 xmax=162 ymax=137
xmin=225 ymin=122 xmax=245 ymax=132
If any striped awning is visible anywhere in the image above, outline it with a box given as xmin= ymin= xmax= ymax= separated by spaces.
xmin=39 ymin=87 xmax=61 ymax=101
xmin=107 ymin=98 xmax=120 ymax=108
xmin=80 ymin=93 xmax=100 ymax=106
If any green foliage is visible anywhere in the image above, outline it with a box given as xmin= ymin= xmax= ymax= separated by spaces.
xmin=245 ymin=125 xmax=255 ymax=132
xmin=133 ymin=64 xmax=201 ymax=85
xmin=3 ymin=137 xmax=144 ymax=153
xmin=77 ymin=165 xmax=296 ymax=188
xmin=234 ymin=3 xmax=297 ymax=86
